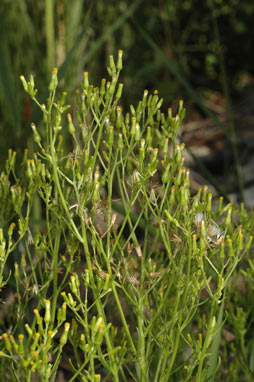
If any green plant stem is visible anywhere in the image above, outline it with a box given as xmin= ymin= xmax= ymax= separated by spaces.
xmin=137 ymin=245 xmax=146 ymax=381
xmin=80 ymin=219 xmax=120 ymax=381
xmin=45 ymin=0 xmax=55 ymax=70
xmin=50 ymin=223 xmax=61 ymax=327
xmin=196 ymin=301 xmax=217 ymax=382
xmin=207 ymin=296 xmax=224 ymax=381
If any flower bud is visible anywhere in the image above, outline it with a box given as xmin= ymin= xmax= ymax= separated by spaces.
xmin=100 ymin=78 xmax=106 ymax=96
xmin=202 ymin=185 xmax=209 ymax=203
xmin=146 ymin=126 xmax=152 ymax=145
xmin=237 ymin=232 xmax=243 ymax=251
xmin=117 ymin=50 xmax=123 ymax=71
xmin=34 ymin=309 xmax=43 ymax=327
xmin=60 ymin=323 xmax=70 ymax=346
xmin=2 ymin=333 xmax=12 ymax=352
xmin=18 ymin=334 xmax=24 ymax=355
xmin=25 ymin=324 xmax=33 ymax=338
xmin=109 ymin=55 xmax=116 ymax=75
xmin=44 ymin=300 xmax=51 ymax=324
xmin=227 ymin=238 xmax=234 ymax=257
xmin=206 ymin=193 xmax=212 ymax=213
xmin=246 ymin=235 xmax=253 ymax=250
xmin=118 ymin=133 xmax=124 ymax=150
xmin=31 ymin=123 xmax=42 ymax=147
xmin=168 ymin=186 xmax=175 ymax=210
xmin=8 ymin=222 xmax=16 ymax=238
xmin=116 ymin=83 xmax=123 ymax=100
xmin=20 ymin=75 xmax=28 ymax=92
xmin=84 ymin=268 xmax=90 ymax=287
xmin=83 ymin=72 xmax=89 ymax=90
xmin=108 ymin=125 xmax=114 ymax=146
xmin=67 ymin=113 xmax=75 ymax=137
xmin=161 ymin=163 xmax=171 ymax=184
xmin=192 ymin=234 xmax=198 ymax=253
xmin=31 ymin=332 xmax=40 ymax=352
xmin=46 ymin=330 xmax=53 ymax=349
xmin=175 ymin=145 xmax=182 ymax=163
xmin=131 ymin=117 xmax=136 ymax=135
xmin=217 ymin=196 xmax=223 ymax=214
xmin=224 ymin=207 xmax=232 ymax=230
xmin=103 ymin=273 xmax=110 ymax=291
xmin=48 ymin=68 xmax=58 ymax=92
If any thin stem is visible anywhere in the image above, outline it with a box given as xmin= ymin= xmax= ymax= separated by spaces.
xmin=45 ymin=0 xmax=55 ymax=70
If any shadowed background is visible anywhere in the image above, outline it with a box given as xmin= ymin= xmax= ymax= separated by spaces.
xmin=0 ymin=0 xmax=253 ymax=202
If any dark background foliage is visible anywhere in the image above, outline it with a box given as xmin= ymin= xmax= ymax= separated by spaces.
xmin=0 ymin=0 xmax=253 ymax=199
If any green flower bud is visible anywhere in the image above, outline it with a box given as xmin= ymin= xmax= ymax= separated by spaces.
xmin=202 ymin=185 xmax=209 ymax=203
xmin=103 ymin=273 xmax=110 ymax=291
xmin=61 ymin=291 xmax=69 ymax=305
xmin=20 ymin=75 xmax=28 ymax=92
xmin=246 ymin=235 xmax=253 ymax=249
xmin=84 ymin=269 xmax=90 ymax=287
xmin=25 ymin=324 xmax=33 ymax=338
xmin=146 ymin=126 xmax=152 ymax=145
xmin=217 ymin=196 xmax=223 ymax=214
xmin=31 ymin=333 xmax=40 ymax=352
xmin=135 ymin=123 xmax=141 ymax=141
xmin=31 ymin=123 xmax=42 ymax=147
xmin=8 ymin=222 xmax=16 ymax=238
xmin=192 ymin=234 xmax=198 ymax=253
xmin=2 ymin=333 xmax=12 ymax=352
xmin=179 ymin=186 xmax=186 ymax=206
xmin=94 ymin=323 xmax=104 ymax=345
xmin=118 ymin=133 xmax=124 ymax=150
xmin=224 ymin=207 xmax=232 ymax=230
xmin=79 ymin=334 xmax=86 ymax=352
xmin=116 ymin=83 xmax=123 ymax=100
xmin=131 ymin=117 xmax=136 ymax=135
xmin=142 ymin=89 xmax=148 ymax=107
xmin=100 ymin=78 xmax=106 ymax=96
xmin=175 ymin=167 xmax=184 ymax=186
xmin=48 ymin=68 xmax=58 ymax=92
xmin=161 ymin=162 xmax=171 ymax=184
xmin=67 ymin=293 xmax=76 ymax=307
xmin=60 ymin=323 xmax=70 ymax=346
xmin=44 ymin=300 xmax=51 ymax=324
xmin=163 ymin=138 xmax=169 ymax=156
xmin=109 ymin=55 xmax=116 ymax=75
xmin=206 ymin=193 xmax=212 ymax=213
xmin=227 ymin=238 xmax=234 ymax=257
xmin=108 ymin=125 xmax=114 ymax=145
xmin=178 ymin=99 xmax=185 ymax=119
xmin=33 ymin=309 xmax=43 ymax=327
xmin=117 ymin=50 xmax=123 ymax=71
xmin=175 ymin=145 xmax=182 ymax=163
xmin=18 ymin=334 xmax=24 ymax=355
xmin=83 ymin=72 xmax=89 ymax=90
xmin=218 ymin=238 xmax=224 ymax=258
xmin=169 ymin=186 xmax=175 ymax=210
xmin=67 ymin=113 xmax=75 ymax=137
xmin=237 ymin=232 xmax=243 ymax=251
xmin=46 ymin=330 xmax=53 ymax=349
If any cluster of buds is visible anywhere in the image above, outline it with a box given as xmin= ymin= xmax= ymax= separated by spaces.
xmin=20 ymin=74 xmax=37 ymax=98
xmin=1 ymin=300 xmax=70 ymax=378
